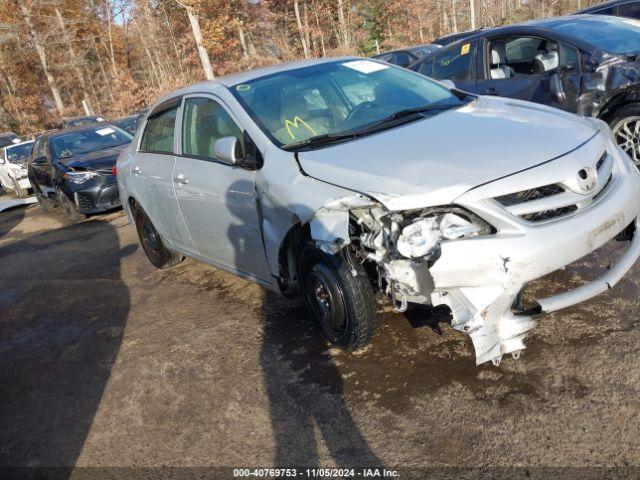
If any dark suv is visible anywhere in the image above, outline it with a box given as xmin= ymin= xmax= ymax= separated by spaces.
xmin=28 ymin=124 xmax=132 ymax=222
xmin=410 ymin=15 xmax=640 ymax=163
xmin=575 ymin=0 xmax=640 ymax=19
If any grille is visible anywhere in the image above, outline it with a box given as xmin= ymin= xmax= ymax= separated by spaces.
xmin=75 ymin=192 xmax=93 ymax=210
xmin=98 ymin=186 xmax=121 ymax=208
xmin=494 ymin=183 xmax=564 ymax=207
xmin=521 ymin=205 xmax=578 ymax=222
xmin=592 ymin=173 xmax=613 ymax=201
xmin=596 ymin=152 xmax=607 ymax=171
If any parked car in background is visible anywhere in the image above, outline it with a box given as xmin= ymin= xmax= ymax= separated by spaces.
xmin=575 ymin=0 xmax=640 ymax=19
xmin=28 ymin=124 xmax=132 ymax=222
xmin=112 ymin=110 xmax=147 ymax=135
xmin=0 ymin=140 xmax=34 ymax=198
xmin=432 ymin=29 xmax=483 ymax=46
xmin=410 ymin=15 xmax=640 ymax=163
xmin=118 ymin=57 xmax=640 ymax=366
xmin=61 ymin=115 xmax=105 ymax=128
xmin=372 ymin=44 xmax=442 ymax=67
xmin=0 ymin=132 xmax=20 ymax=148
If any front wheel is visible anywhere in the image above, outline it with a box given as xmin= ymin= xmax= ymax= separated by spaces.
xmin=56 ymin=187 xmax=86 ymax=223
xmin=300 ymin=247 xmax=377 ymax=350
xmin=608 ymin=104 xmax=640 ymax=165
xmin=133 ymin=205 xmax=183 ymax=269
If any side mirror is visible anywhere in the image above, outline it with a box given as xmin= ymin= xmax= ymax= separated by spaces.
xmin=550 ymin=73 xmax=566 ymax=102
xmin=32 ymin=156 xmax=47 ymax=165
xmin=214 ymin=136 xmax=243 ymax=166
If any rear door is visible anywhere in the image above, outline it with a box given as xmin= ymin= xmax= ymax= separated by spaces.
xmin=173 ymin=94 xmax=271 ymax=284
xmin=420 ymin=41 xmax=478 ymax=92
xmin=130 ymin=98 xmax=195 ymax=254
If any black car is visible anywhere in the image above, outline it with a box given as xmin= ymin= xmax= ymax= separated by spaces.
xmin=410 ymin=15 xmax=640 ymax=163
xmin=61 ymin=115 xmax=105 ymax=128
xmin=432 ymin=29 xmax=484 ymax=46
xmin=0 ymin=132 xmax=20 ymax=148
xmin=575 ymin=0 xmax=640 ymax=18
xmin=372 ymin=44 xmax=442 ymax=67
xmin=28 ymin=124 xmax=132 ymax=222
xmin=112 ymin=111 xmax=147 ymax=135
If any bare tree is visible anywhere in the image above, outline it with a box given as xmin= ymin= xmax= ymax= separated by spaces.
xmin=294 ymin=0 xmax=310 ymax=58
xmin=181 ymin=3 xmax=214 ymax=79
xmin=16 ymin=0 xmax=65 ymax=117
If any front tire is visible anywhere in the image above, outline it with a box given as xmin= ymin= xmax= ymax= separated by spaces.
xmin=56 ymin=186 xmax=86 ymax=223
xmin=133 ymin=205 xmax=183 ymax=269
xmin=300 ymin=247 xmax=377 ymax=350
xmin=608 ymin=103 xmax=640 ymax=165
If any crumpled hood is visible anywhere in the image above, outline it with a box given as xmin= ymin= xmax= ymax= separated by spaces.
xmin=297 ymin=97 xmax=598 ymax=209
xmin=60 ymin=145 xmax=128 ymax=172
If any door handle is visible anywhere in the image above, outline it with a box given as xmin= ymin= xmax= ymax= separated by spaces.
xmin=484 ymin=87 xmax=500 ymax=96
xmin=132 ymin=166 xmax=142 ymax=175
xmin=173 ymin=174 xmax=189 ymax=185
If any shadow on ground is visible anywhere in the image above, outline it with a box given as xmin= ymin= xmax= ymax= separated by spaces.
xmin=0 ymin=210 xmax=130 ymax=476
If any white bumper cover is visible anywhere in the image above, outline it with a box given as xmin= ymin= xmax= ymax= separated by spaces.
xmin=429 ymin=138 xmax=640 ymax=365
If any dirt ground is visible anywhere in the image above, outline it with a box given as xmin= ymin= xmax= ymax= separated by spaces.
xmin=1 ymin=194 xmax=640 ymax=475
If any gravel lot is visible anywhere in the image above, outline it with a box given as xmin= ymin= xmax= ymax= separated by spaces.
xmin=1 ymin=195 xmax=640 ymax=475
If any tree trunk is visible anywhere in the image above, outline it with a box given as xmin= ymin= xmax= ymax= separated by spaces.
xmin=336 ymin=0 xmax=350 ymax=49
xmin=55 ymin=8 xmax=93 ymax=114
xmin=91 ymin=37 xmax=116 ymax=103
xmin=17 ymin=1 xmax=65 ymax=117
xmin=105 ymin=0 xmax=118 ymax=77
xmin=451 ymin=0 xmax=458 ymax=33
xmin=238 ymin=24 xmax=249 ymax=59
xmin=313 ymin=2 xmax=326 ymax=57
xmin=186 ymin=7 xmax=215 ymax=79
xmin=294 ymin=1 xmax=310 ymax=58
xmin=470 ymin=0 xmax=476 ymax=29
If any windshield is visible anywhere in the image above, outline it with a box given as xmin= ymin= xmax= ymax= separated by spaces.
xmin=550 ymin=17 xmax=640 ymax=55
xmin=231 ymin=59 xmax=467 ymax=148
xmin=6 ymin=142 xmax=34 ymax=164
xmin=52 ymin=125 xmax=132 ymax=159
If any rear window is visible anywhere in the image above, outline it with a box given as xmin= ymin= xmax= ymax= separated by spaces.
xmin=6 ymin=142 xmax=34 ymax=163
xmin=140 ymin=107 xmax=178 ymax=154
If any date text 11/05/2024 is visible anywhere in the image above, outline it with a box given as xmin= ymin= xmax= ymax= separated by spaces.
xmin=233 ymin=468 xmax=399 ymax=477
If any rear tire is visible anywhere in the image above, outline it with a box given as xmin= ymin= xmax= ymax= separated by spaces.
xmin=34 ymin=187 xmax=56 ymax=212
xmin=607 ymin=103 xmax=640 ymax=165
xmin=11 ymin=177 xmax=27 ymax=199
xmin=56 ymin=186 xmax=86 ymax=223
xmin=133 ymin=205 xmax=183 ymax=269
xmin=300 ymin=246 xmax=377 ymax=350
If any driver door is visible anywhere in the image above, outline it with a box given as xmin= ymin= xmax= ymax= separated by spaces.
xmin=173 ymin=94 xmax=271 ymax=284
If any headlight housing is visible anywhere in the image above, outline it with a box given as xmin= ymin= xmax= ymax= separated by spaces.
xmin=63 ymin=171 xmax=98 ymax=184
xmin=396 ymin=208 xmax=492 ymax=259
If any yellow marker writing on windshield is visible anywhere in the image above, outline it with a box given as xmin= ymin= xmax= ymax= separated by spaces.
xmin=285 ymin=116 xmax=317 ymax=139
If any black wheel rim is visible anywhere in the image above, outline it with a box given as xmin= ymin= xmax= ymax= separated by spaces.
xmin=305 ymin=264 xmax=347 ymax=336
xmin=139 ymin=212 xmax=162 ymax=258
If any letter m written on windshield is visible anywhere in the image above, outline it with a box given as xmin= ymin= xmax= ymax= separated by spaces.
xmin=285 ymin=116 xmax=317 ymax=139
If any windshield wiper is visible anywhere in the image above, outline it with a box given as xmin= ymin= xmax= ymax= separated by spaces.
xmin=282 ymin=104 xmax=458 ymax=151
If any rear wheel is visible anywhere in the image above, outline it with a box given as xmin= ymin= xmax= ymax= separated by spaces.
xmin=300 ymin=247 xmax=377 ymax=350
xmin=608 ymin=103 xmax=640 ymax=165
xmin=11 ymin=177 xmax=27 ymax=198
xmin=133 ymin=205 xmax=183 ymax=269
xmin=56 ymin=186 xmax=86 ymax=223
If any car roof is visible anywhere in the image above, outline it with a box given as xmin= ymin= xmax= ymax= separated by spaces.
xmin=575 ymin=0 xmax=632 ymax=13
xmin=373 ymin=44 xmax=438 ymax=56
xmin=162 ymin=56 xmax=360 ymax=102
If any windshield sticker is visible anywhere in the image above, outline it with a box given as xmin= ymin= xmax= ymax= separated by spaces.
xmin=284 ymin=116 xmax=317 ymax=139
xmin=343 ymin=60 xmax=388 ymax=74
xmin=461 ymin=43 xmax=470 ymax=55
xmin=236 ymin=84 xmax=251 ymax=91
xmin=95 ymin=127 xmax=115 ymax=136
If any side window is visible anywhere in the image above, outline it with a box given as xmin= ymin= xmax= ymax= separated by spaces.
xmin=140 ymin=106 xmax=178 ymax=154
xmin=182 ymin=97 xmax=243 ymax=160
xmin=432 ymin=42 xmax=476 ymax=81
xmin=489 ymin=37 xmax=558 ymax=78
xmin=392 ymin=51 xmax=415 ymax=68
xmin=619 ymin=1 xmax=640 ymax=18
xmin=591 ymin=5 xmax=616 ymax=15
xmin=37 ymin=138 xmax=48 ymax=160
xmin=559 ymin=42 xmax=581 ymax=72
